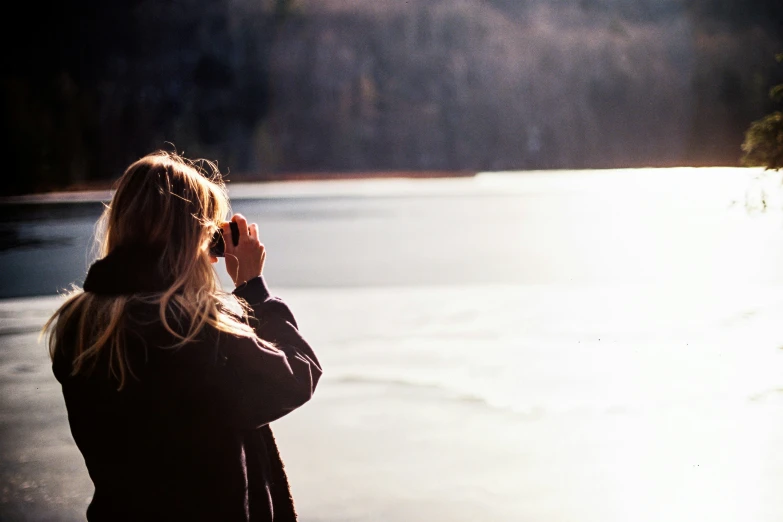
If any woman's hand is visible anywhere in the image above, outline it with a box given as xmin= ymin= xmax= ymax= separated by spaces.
xmin=222 ymin=214 xmax=266 ymax=286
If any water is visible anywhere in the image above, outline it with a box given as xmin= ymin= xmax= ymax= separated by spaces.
xmin=3 ymin=167 xmax=783 ymax=296
xmin=4 ymin=167 xmax=783 ymax=521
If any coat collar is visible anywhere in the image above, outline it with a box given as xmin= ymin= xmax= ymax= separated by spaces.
xmin=83 ymin=245 xmax=174 ymax=295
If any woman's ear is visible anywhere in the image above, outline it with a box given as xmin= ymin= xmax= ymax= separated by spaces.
xmin=209 ymin=255 xmax=218 ymax=264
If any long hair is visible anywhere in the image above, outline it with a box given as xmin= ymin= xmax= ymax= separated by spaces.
xmin=43 ymin=151 xmax=260 ymax=389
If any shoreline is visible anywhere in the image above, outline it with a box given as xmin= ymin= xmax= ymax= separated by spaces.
xmin=0 ymin=170 xmax=477 ymax=204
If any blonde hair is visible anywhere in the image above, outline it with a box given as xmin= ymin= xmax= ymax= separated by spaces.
xmin=43 ymin=151 xmax=260 ymax=389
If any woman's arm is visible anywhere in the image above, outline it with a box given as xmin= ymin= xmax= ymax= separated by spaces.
xmin=221 ymin=276 xmax=322 ymax=430
xmin=216 ymin=213 xmax=322 ymax=429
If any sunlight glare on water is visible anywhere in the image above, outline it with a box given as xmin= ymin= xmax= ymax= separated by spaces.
xmin=275 ymin=168 xmax=783 ymax=521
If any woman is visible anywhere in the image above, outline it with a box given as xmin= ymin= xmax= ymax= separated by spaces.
xmin=43 ymin=151 xmax=322 ymax=521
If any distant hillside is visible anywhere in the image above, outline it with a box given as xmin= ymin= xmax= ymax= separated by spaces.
xmin=3 ymin=0 xmax=782 ymax=193
xmin=262 ymin=0 xmax=782 ymax=171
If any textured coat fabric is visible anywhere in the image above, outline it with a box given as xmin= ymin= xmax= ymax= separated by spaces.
xmin=53 ymin=253 xmax=322 ymax=522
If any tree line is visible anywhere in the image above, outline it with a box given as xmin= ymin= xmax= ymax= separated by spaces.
xmin=2 ymin=0 xmax=782 ymax=195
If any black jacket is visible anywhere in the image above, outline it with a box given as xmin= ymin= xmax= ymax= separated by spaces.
xmin=52 ymin=265 xmax=322 ymax=522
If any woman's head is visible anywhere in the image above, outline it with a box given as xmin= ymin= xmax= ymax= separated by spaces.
xmin=102 ymin=151 xmax=228 ymax=276
xmin=44 ymin=151 xmax=262 ymax=389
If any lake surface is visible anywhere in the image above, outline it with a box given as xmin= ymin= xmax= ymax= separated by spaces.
xmin=4 ymin=167 xmax=783 ymax=521
xmin=4 ymin=167 xmax=783 ymax=297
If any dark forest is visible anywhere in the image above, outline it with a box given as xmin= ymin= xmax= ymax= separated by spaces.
xmin=3 ymin=0 xmax=782 ymax=194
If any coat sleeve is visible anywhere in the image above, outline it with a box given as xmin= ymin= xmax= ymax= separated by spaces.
xmin=221 ymin=276 xmax=322 ymax=430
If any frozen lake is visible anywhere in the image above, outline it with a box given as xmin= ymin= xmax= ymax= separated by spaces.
xmin=3 ymin=167 xmax=783 ymax=521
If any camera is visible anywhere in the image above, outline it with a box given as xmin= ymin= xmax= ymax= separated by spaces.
xmin=209 ymin=222 xmax=240 ymax=257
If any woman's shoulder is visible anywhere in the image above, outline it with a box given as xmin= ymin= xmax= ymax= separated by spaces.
xmin=124 ymin=301 xmax=258 ymax=355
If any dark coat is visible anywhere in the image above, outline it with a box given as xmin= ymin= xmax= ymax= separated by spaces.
xmin=52 ymin=255 xmax=322 ymax=522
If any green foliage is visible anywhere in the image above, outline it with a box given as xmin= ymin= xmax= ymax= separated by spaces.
xmin=742 ymin=54 xmax=783 ymax=170
xmin=741 ymin=111 xmax=783 ymax=170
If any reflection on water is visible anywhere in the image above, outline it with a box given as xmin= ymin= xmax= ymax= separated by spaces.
xmin=0 ymin=227 xmax=73 ymax=253
xmin=0 ymin=201 xmax=107 ymax=223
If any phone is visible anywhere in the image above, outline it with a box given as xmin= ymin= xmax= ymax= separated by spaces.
xmin=209 ymin=222 xmax=240 ymax=258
